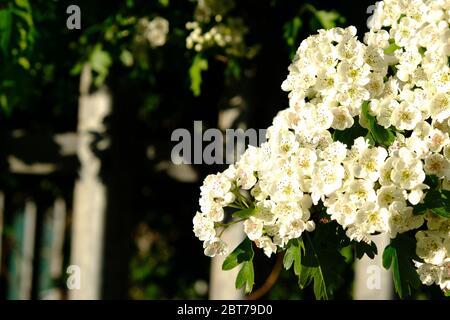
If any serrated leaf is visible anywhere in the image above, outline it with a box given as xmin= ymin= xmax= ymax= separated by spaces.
xmin=382 ymin=234 xmax=421 ymax=299
xmin=222 ymin=237 xmax=254 ymax=271
xmin=298 ymin=223 xmax=347 ymax=300
xmin=283 ymin=243 xmax=296 ymax=270
xmin=354 ymin=240 xmax=378 ymax=259
xmin=189 ymin=54 xmax=208 ymax=97
xmin=235 ymin=260 xmax=254 ymax=293
xmin=232 ymin=207 xmax=257 ymax=220
xmin=283 ymin=239 xmax=303 ymax=276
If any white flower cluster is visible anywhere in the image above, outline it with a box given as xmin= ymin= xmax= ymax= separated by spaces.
xmin=415 ymin=213 xmax=450 ymax=291
xmin=136 ymin=16 xmax=169 ymax=48
xmin=186 ymin=0 xmax=253 ymax=57
xmin=194 ymin=141 xmax=317 ymax=258
xmin=193 ymin=0 xmax=450 ymax=294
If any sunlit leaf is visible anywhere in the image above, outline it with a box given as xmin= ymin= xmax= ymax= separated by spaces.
xmin=222 ymin=237 xmax=254 ymax=271
xmin=235 ymin=260 xmax=254 ymax=293
xmin=189 ymin=54 xmax=208 ymax=97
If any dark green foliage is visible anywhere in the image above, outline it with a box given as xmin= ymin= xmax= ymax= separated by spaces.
xmin=333 ymin=119 xmax=368 ymax=147
xmin=354 ymin=240 xmax=378 ymax=260
xmin=383 ymin=234 xmax=421 ymax=299
xmin=283 ymin=222 xmax=348 ymax=300
xmin=413 ymin=189 xmax=450 ymax=218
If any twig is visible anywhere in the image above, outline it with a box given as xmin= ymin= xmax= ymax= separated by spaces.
xmin=246 ymin=252 xmax=284 ymax=300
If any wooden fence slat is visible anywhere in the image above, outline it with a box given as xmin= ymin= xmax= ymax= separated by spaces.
xmin=69 ymin=64 xmax=111 ymax=300
xmin=51 ymin=198 xmax=66 ymax=281
xmin=41 ymin=198 xmax=67 ymax=300
xmin=19 ymin=200 xmax=37 ymax=300
xmin=354 ymin=234 xmax=393 ymax=300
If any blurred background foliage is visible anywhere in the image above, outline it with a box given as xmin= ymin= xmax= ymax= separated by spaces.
xmin=0 ymin=0 xmax=444 ymax=299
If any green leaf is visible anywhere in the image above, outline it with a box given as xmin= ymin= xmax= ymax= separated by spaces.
xmin=283 ymin=239 xmax=303 ymax=276
xmin=235 ymin=261 xmax=254 ymax=293
xmin=412 ymin=202 xmax=428 ymax=215
xmin=232 ymin=207 xmax=257 ymax=220
xmin=297 ymin=223 xmax=347 ymax=300
xmin=222 ymin=237 xmax=254 ymax=271
xmin=189 ymin=54 xmax=208 ymax=97
xmin=384 ymin=41 xmax=401 ymax=54
xmin=89 ymin=44 xmax=112 ymax=87
xmin=12 ymin=8 xmax=33 ymax=28
xmin=333 ymin=119 xmax=368 ymax=148
xmin=17 ymin=56 xmax=29 ymax=70
xmin=424 ymin=175 xmax=439 ymax=189
xmin=361 ymin=101 xmax=396 ymax=147
xmin=413 ymin=189 xmax=439 ymax=215
xmin=158 ymin=0 xmax=170 ymax=7
xmin=283 ymin=17 xmax=302 ymax=59
xmin=14 ymin=0 xmax=30 ymax=9
xmin=225 ymin=58 xmax=241 ymax=80
xmin=354 ymin=240 xmax=378 ymax=259
xmin=430 ymin=207 xmax=450 ymax=218
xmin=382 ymin=234 xmax=421 ymax=299
xmin=314 ymin=10 xmax=342 ymax=29
xmin=413 ymin=189 xmax=450 ymax=218
xmin=0 ymin=7 xmax=13 ymax=57
xmin=224 ymin=238 xmax=256 ymax=294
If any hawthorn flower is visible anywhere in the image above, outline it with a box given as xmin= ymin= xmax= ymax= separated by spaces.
xmin=331 ymin=107 xmax=354 ymax=130
xmin=430 ymin=94 xmax=450 ymax=122
xmin=326 ymin=196 xmax=358 ymax=228
xmin=203 ymin=237 xmax=229 ymax=257
xmin=355 ymin=202 xmax=389 ymax=234
xmin=424 ymin=153 xmax=450 ymax=178
xmin=193 ymin=212 xmax=216 ymax=241
xmin=377 ymin=185 xmax=406 ymax=208
xmin=136 ymin=17 xmax=169 ymax=48
xmin=254 ymin=236 xmax=277 ymax=257
xmin=390 ymin=151 xmax=426 ymax=190
xmin=391 ymin=102 xmax=422 ymax=131
xmin=293 ymin=148 xmax=317 ymax=176
xmin=244 ymin=217 xmax=264 ymax=241
xmin=416 ymin=231 xmax=447 ymax=265
xmin=311 ymin=161 xmax=345 ymax=203
xmin=415 ymin=261 xmax=440 ymax=286
xmin=352 ymin=147 xmax=388 ymax=182
xmin=387 ymin=201 xmax=424 ymax=238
